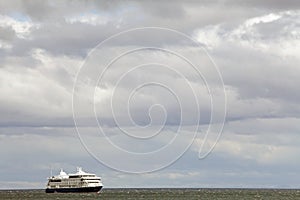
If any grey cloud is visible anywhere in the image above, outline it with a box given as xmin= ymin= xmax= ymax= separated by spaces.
xmin=0 ymin=124 xmax=299 ymax=188
xmin=0 ymin=0 xmax=140 ymax=23
xmin=10 ymin=22 xmax=115 ymax=57
xmin=0 ymin=0 xmax=299 ymax=188
xmin=0 ymin=0 xmax=273 ymax=58
xmin=0 ymin=26 xmax=16 ymax=41
xmin=224 ymin=0 xmax=300 ymax=10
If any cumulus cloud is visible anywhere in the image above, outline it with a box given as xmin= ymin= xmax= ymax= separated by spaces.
xmin=0 ymin=0 xmax=299 ymax=188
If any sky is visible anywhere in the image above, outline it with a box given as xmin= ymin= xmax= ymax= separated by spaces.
xmin=0 ymin=0 xmax=300 ymax=189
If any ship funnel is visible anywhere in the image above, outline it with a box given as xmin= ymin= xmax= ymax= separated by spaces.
xmin=77 ymin=167 xmax=83 ymax=172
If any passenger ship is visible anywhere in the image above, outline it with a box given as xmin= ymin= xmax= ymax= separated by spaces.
xmin=45 ymin=167 xmax=103 ymax=193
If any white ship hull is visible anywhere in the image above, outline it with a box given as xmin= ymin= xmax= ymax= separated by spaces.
xmin=46 ymin=185 xmax=102 ymax=193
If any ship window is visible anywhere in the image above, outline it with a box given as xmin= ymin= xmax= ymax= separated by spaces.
xmin=50 ymin=179 xmax=61 ymax=182
xmin=69 ymin=175 xmax=81 ymax=178
xmin=82 ymin=175 xmax=94 ymax=177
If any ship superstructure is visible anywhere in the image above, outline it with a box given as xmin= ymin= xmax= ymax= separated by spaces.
xmin=45 ymin=167 xmax=103 ymax=193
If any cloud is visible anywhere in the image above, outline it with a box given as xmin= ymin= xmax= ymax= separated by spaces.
xmin=1 ymin=122 xmax=299 ymax=188
xmin=224 ymin=0 xmax=300 ymax=10
xmin=0 ymin=0 xmax=299 ymax=188
xmin=0 ymin=14 xmax=37 ymax=39
xmin=0 ymin=49 xmax=82 ymax=126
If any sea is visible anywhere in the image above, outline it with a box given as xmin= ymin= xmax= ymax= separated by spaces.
xmin=0 ymin=188 xmax=300 ymax=200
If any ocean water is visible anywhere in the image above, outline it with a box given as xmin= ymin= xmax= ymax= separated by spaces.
xmin=0 ymin=188 xmax=300 ymax=200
